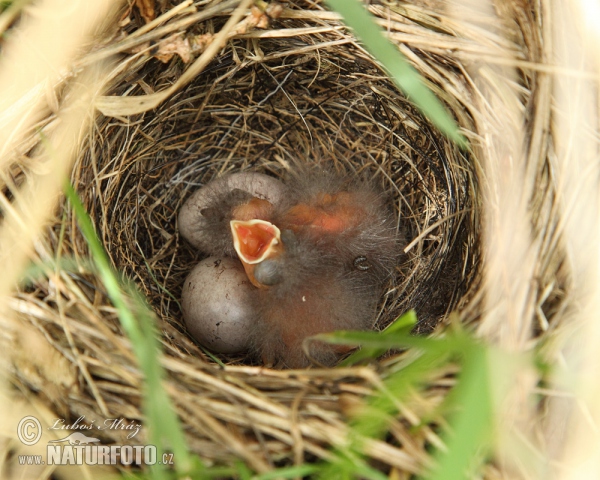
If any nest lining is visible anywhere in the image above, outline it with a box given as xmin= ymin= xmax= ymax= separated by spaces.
xmin=8 ymin=0 xmax=516 ymax=473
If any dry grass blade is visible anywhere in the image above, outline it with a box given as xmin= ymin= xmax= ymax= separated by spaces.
xmin=0 ymin=1 xmax=123 ymax=477
xmin=543 ymin=1 xmax=600 ymax=478
xmin=0 ymin=0 xmax=121 ymax=170
xmin=96 ymin=0 xmax=253 ymax=116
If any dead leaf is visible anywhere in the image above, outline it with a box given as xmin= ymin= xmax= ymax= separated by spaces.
xmin=135 ymin=0 xmax=156 ymax=23
xmin=154 ymin=32 xmax=192 ymax=63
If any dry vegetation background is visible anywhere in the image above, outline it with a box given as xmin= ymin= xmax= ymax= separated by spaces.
xmin=0 ymin=0 xmax=599 ymax=478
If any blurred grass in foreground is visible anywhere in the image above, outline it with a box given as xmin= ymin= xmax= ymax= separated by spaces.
xmin=64 ymin=182 xmax=199 ymax=479
xmin=311 ymin=314 xmax=532 ymax=480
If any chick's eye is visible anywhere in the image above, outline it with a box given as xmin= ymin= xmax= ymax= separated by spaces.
xmin=353 ymin=256 xmax=370 ymax=271
xmin=254 ymin=258 xmax=283 ymax=286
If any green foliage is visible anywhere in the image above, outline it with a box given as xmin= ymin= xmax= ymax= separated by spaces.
xmin=254 ymin=465 xmax=320 ymax=479
xmin=428 ymin=344 xmax=493 ymax=480
xmin=339 ymin=310 xmax=418 ymax=366
xmin=325 ymin=0 xmax=467 ymax=149
xmin=314 ymin=314 xmax=507 ymax=479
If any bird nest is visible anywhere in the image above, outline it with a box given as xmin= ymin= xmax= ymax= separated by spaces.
xmin=5 ymin=0 xmax=558 ymax=476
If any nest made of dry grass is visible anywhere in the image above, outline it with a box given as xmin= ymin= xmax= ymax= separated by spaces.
xmin=5 ymin=0 xmax=564 ymax=476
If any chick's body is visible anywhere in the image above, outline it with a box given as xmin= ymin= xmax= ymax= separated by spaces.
xmin=279 ymin=173 xmax=399 ymax=285
xmin=248 ymin=173 xmax=400 ymax=368
xmin=251 ymin=252 xmax=381 ymax=368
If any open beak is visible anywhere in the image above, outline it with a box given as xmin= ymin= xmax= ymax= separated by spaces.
xmin=230 ymin=219 xmax=282 ymax=288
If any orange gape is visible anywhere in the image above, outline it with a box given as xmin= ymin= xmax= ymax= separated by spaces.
xmin=284 ymin=192 xmax=364 ymax=233
xmin=230 ymin=219 xmax=282 ymax=289
xmin=232 ymin=222 xmax=278 ymax=263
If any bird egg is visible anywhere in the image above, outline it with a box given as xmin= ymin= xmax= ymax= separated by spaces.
xmin=181 ymin=256 xmax=256 ymax=354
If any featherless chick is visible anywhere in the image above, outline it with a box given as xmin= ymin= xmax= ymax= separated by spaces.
xmin=230 ymin=170 xmax=401 ymax=368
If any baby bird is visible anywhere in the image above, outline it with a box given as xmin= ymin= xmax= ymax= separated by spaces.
xmin=230 ymin=171 xmax=400 ymax=368
xmin=180 ymin=169 xmax=400 ymax=368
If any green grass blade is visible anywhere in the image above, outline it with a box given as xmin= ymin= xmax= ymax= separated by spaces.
xmin=64 ymin=181 xmax=194 ymax=476
xmin=315 ymin=449 xmax=390 ymax=480
xmin=316 ymin=314 xmax=499 ymax=478
xmin=314 ymin=327 xmax=458 ymax=354
xmin=326 ymin=0 xmax=467 ymax=148
xmin=254 ymin=465 xmax=320 ymax=480
xmin=426 ymin=345 xmax=494 ymax=480
xmin=354 ymin=347 xmax=452 ymax=440
xmin=339 ymin=310 xmax=417 ymax=365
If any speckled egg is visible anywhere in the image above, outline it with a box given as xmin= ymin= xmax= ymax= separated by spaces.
xmin=181 ymin=256 xmax=256 ymax=354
